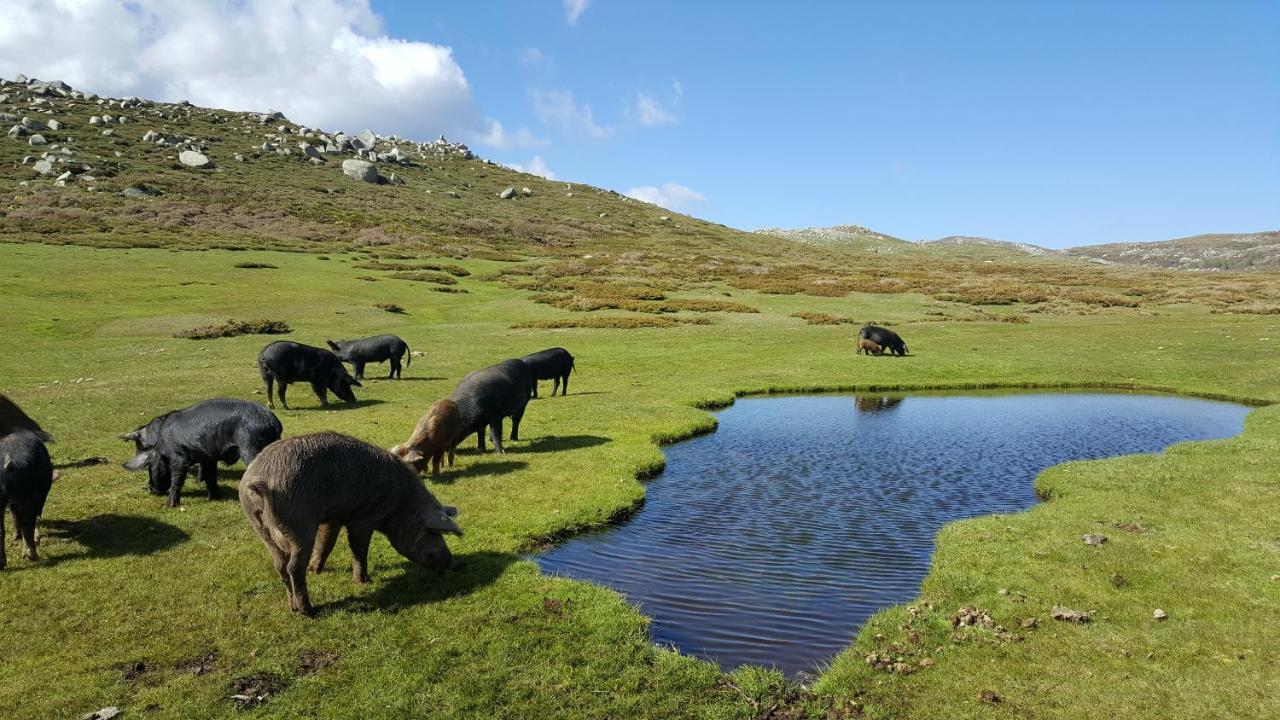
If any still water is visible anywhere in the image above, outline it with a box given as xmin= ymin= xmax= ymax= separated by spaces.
xmin=537 ymin=391 xmax=1250 ymax=675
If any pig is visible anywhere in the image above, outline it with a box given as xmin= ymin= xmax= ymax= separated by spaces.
xmin=0 ymin=431 xmax=55 ymax=569
xmin=0 ymin=394 xmax=53 ymax=442
xmin=856 ymin=338 xmax=883 ymax=356
xmin=238 ymin=432 xmax=463 ymax=615
xmin=391 ymin=399 xmax=461 ymax=478
xmin=520 ymin=347 xmax=575 ymax=398
xmin=258 ymin=341 xmax=361 ymax=409
xmin=122 ymin=398 xmax=283 ymax=507
xmin=449 ymin=359 xmax=533 ymax=455
xmin=326 ymin=334 xmax=411 ymax=380
xmin=858 ymin=325 xmax=908 ymax=357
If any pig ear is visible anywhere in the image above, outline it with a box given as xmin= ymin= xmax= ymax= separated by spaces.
xmin=349 ymin=377 xmax=362 ymax=388
xmin=119 ymin=430 xmax=140 ymax=442
xmin=122 ymin=450 xmax=152 ymax=471
xmin=326 ymin=340 xmax=340 ymax=351
xmin=423 ymin=509 xmax=463 ymax=536
xmin=442 ymin=505 xmax=459 ymax=518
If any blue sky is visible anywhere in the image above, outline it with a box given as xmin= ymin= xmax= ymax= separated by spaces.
xmin=3 ymin=1 xmax=1276 ymax=247
xmin=377 ymin=1 xmax=1279 ymax=247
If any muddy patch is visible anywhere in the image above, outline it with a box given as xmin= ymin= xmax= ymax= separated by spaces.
xmin=228 ymin=672 xmax=286 ymax=708
xmin=298 ymin=650 xmax=340 ymax=676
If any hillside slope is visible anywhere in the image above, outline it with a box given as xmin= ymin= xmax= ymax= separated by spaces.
xmin=1067 ymin=230 xmax=1280 ymax=271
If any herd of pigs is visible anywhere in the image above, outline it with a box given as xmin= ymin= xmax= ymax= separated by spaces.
xmin=0 ymin=335 xmax=575 ymax=615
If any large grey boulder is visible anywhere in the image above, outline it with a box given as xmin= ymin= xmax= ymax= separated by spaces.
xmin=341 ymin=158 xmax=379 ymax=183
xmin=32 ymin=159 xmax=53 ymax=175
xmin=498 ymin=187 xmax=516 ymax=200
xmin=179 ymin=150 xmax=210 ymax=168
xmin=301 ymin=143 xmax=325 ymax=161
xmin=357 ymin=128 xmax=377 ymax=149
xmin=28 ymin=134 xmax=46 ymax=145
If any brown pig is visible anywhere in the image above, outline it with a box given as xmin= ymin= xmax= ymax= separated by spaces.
xmin=392 ymin=399 xmax=461 ymax=478
xmin=238 ymin=432 xmax=462 ymax=615
xmin=857 ymin=338 xmax=883 ymax=356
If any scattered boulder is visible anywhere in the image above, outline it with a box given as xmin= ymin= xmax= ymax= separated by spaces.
xmin=387 ymin=172 xmax=404 ymax=185
xmin=1051 ymin=605 xmax=1092 ymax=623
xmin=47 ymin=119 xmax=62 ymax=131
xmin=1082 ymin=533 xmax=1108 ymax=546
xmin=80 ymin=709 xmax=121 ymax=720
xmin=28 ymin=133 xmax=46 ymax=145
xmin=357 ymin=128 xmax=377 ymax=148
xmin=179 ymin=150 xmax=211 ymax=168
xmin=499 ymin=186 xmax=516 ymax=199
xmin=341 ymin=159 xmax=379 ymax=183
xmin=120 ymin=186 xmax=158 ymax=199
xmin=32 ymin=159 xmax=53 ymax=175
xmin=1153 ymin=608 xmax=1168 ymax=621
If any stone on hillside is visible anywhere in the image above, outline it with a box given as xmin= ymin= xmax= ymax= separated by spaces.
xmin=234 ymin=154 xmax=244 ymax=162
xmin=499 ymin=186 xmax=516 ymax=199
xmin=80 ymin=707 xmax=122 ymax=720
xmin=446 ymin=190 xmax=460 ymax=199
xmin=32 ymin=159 xmax=53 ymax=175
xmin=0 ymin=94 xmax=8 ymax=104
xmin=660 ymin=215 xmax=671 ymax=222
xmin=301 ymin=143 xmax=325 ymax=161
xmin=341 ymin=158 xmax=379 ymax=183
xmin=357 ymin=128 xmax=376 ymax=148
xmin=142 ymin=129 xmax=159 ymax=143
xmin=521 ymin=187 xmax=532 ymax=196
xmin=101 ymin=129 xmax=113 ymax=136
xmin=47 ymin=119 xmax=62 ymax=131
xmin=0 ymin=113 xmax=17 ymax=123
xmin=89 ymin=115 xmax=102 ymax=126
xmin=7 ymin=125 xmax=25 ymax=138
xmin=20 ymin=117 xmax=45 ymax=131
xmin=387 ymin=172 xmax=405 ymax=185
xmin=120 ymin=186 xmax=156 ymax=199
xmin=28 ymin=134 xmax=46 ymax=145
xmin=179 ymin=150 xmax=210 ymax=168
xmin=1153 ymin=608 xmax=1168 ymax=621
xmin=1082 ymin=533 xmax=1108 ymax=546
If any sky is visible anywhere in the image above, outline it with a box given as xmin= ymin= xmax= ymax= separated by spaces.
xmin=2 ymin=1 xmax=1277 ymax=248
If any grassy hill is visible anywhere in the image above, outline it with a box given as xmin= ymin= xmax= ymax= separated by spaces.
xmin=1067 ymin=230 xmax=1280 ymax=271
xmin=4 ymin=76 xmax=1280 ymax=719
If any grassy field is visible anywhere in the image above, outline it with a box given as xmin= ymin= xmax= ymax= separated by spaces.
xmin=1 ymin=240 xmax=1278 ymax=719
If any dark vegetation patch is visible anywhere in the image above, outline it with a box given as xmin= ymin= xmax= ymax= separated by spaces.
xmin=356 ymin=261 xmax=470 ymax=276
xmin=920 ymin=310 xmax=1031 ymax=324
xmin=374 ymin=302 xmax=406 ymax=313
xmin=233 ymin=262 xmax=277 ymax=269
xmin=298 ymin=650 xmax=340 ymax=676
xmin=431 ymin=286 xmax=469 ymax=294
xmin=514 ymin=316 xmax=712 ymax=330
xmin=530 ymin=293 xmax=756 ymax=314
xmin=178 ymin=651 xmax=219 ymax=676
xmin=228 ymin=672 xmax=286 ymax=708
xmin=1211 ymin=304 xmax=1280 ymax=315
xmin=175 ymin=319 xmax=291 ymax=340
xmin=387 ymin=271 xmax=458 ymax=285
xmin=791 ymin=312 xmax=858 ymax=325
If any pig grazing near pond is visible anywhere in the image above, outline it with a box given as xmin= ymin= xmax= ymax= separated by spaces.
xmin=449 ymin=359 xmax=533 ymax=455
xmin=258 ymin=341 xmax=361 ymax=409
xmin=0 ymin=399 xmax=56 ymax=569
xmin=122 ymin=399 xmax=283 ymax=507
xmin=858 ymin=325 xmax=908 ymax=357
xmin=520 ymin=347 xmax=575 ymax=398
xmin=392 ymin=399 xmax=461 ymax=478
xmin=856 ymin=338 xmax=883 ymax=356
xmin=326 ymin=334 xmax=411 ymax=380
xmin=239 ymin=432 xmax=462 ymax=615
xmin=0 ymin=395 xmax=54 ymax=442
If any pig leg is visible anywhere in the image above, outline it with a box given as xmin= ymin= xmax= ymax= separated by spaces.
xmin=14 ymin=508 xmax=38 ymax=561
xmin=388 ymin=357 xmax=400 ymax=380
xmin=346 ymin=524 xmax=374 ymax=584
xmin=489 ymin=420 xmax=505 ymax=454
xmin=287 ymin=542 xmax=314 ymax=614
xmin=551 ymin=377 xmax=559 ymax=396
xmin=308 ymin=523 xmax=341 ymax=574
xmin=0 ymin=496 xmax=8 ymax=570
xmin=10 ymin=506 xmax=18 ymax=542
xmin=199 ymin=460 xmax=220 ymax=500
xmin=264 ymin=374 xmax=275 ymax=408
xmin=166 ymin=460 xmax=190 ymax=508
xmin=354 ymin=362 xmax=366 ymax=381
xmin=310 ymin=381 xmax=328 ymax=407
xmin=560 ymin=373 xmax=569 ymax=396
xmin=476 ymin=430 xmax=486 ymax=453
xmin=278 ymin=381 xmax=291 ymax=410
xmin=531 ymin=380 xmax=539 ymax=399
xmin=431 ymin=451 xmax=442 ymax=479
xmin=510 ymin=408 xmax=524 ymax=442
xmin=447 ymin=446 xmax=455 ymax=467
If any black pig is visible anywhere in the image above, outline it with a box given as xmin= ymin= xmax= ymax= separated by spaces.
xmin=1 ymin=431 xmax=55 ymax=568
xmin=122 ymin=398 xmax=282 ymax=507
xmin=449 ymin=359 xmax=532 ymax=454
xmin=258 ymin=341 xmax=361 ymax=409
xmin=326 ymin=334 xmax=411 ymax=380
xmin=520 ymin=347 xmax=575 ymax=398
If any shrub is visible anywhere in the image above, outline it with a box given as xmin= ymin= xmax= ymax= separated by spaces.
xmin=374 ymin=303 xmax=406 ymax=313
xmin=791 ymin=312 xmax=857 ymax=325
xmin=233 ymin=262 xmax=278 ymax=269
xmin=513 ymin=316 xmax=712 ymax=329
xmin=176 ymin=319 xmax=291 ymax=340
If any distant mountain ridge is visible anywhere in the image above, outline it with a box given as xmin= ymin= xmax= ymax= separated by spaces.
xmin=924 ymin=235 xmax=1060 ymax=257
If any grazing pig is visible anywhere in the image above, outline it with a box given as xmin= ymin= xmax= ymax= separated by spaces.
xmin=856 ymin=338 xmax=883 ymax=356
xmin=122 ymin=398 xmax=282 ymax=507
xmin=0 ymin=413 xmax=55 ymax=569
xmin=0 ymin=394 xmax=53 ymax=442
xmin=239 ymin=432 xmax=462 ymax=615
xmin=392 ymin=399 xmax=461 ymax=478
xmin=520 ymin=347 xmax=575 ymax=398
xmin=858 ymin=325 xmax=908 ymax=357
xmin=326 ymin=334 xmax=411 ymax=380
xmin=449 ymin=359 xmax=533 ymax=454
xmin=258 ymin=341 xmax=361 ymax=409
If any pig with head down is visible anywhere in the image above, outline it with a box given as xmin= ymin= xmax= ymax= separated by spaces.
xmin=0 ymin=395 xmax=56 ymax=569
xmin=239 ymin=432 xmax=462 ymax=615
xmin=391 ymin=399 xmax=461 ymax=479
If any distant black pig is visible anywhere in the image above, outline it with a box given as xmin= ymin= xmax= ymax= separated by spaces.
xmin=520 ymin=347 xmax=575 ymax=398
xmin=239 ymin=432 xmax=462 ymax=615
xmin=449 ymin=359 xmax=532 ymax=454
xmin=326 ymin=334 xmax=411 ymax=380
xmin=1 ymin=407 xmax=55 ymax=569
xmin=857 ymin=325 xmax=909 ymax=357
xmin=122 ymin=398 xmax=283 ymax=507
xmin=258 ymin=341 xmax=361 ymax=409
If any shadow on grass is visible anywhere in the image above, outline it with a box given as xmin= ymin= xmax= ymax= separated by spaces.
xmin=290 ymin=399 xmax=387 ymax=412
xmin=37 ymin=513 xmax=190 ymax=567
xmin=317 ymin=550 xmax=514 ymax=615
xmin=434 ymin=460 xmax=528 ymax=485
xmin=367 ymin=376 xmax=446 ymax=382
xmin=513 ymin=435 xmax=611 ymax=454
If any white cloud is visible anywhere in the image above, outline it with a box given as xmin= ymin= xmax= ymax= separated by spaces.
xmin=479 ymin=120 xmax=548 ymax=149
xmin=634 ymin=92 xmax=677 ymax=126
xmin=0 ymin=0 xmax=516 ymax=148
xmin=564 ymin=0 xmax=591 ymax=25
xmin=625 ymin=182 xmax=707 ymax=211
xmin=520 ymin=47 xmax=545 ymax=66
xmin=506 ymin=155 xmax=557 ymax=180
xmin=530 ymin=88 xmax=611 ymax=139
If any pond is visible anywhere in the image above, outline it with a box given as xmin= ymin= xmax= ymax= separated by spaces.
xmin=536 ymin=391 xmax=1251 ymax=676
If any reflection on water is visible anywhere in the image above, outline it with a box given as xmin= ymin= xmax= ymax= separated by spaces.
xmin=537 ymin=392 xmax=1250 ymax=675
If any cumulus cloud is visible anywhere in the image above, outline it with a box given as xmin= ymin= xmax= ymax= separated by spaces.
xmin=634 ymin=92 xmax=677 ymax=126
xmin=625 ymin=182 xmax=707 ymax=211
xmin=564 ymin=0 xmax=591 ymax=26
xmin=0 ymin=0 xmax=514 ymax=148
xmin=479 ymin=120 xmax=548 ymax=149
xmin=506 ymin=155 xmax=557 ymax=180
xmin=530 ymin=88 xmax=611 ymax=139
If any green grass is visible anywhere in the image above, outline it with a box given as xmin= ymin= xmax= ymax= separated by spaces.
xmin=2 ymin=241 xmax=1279 ymax=719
